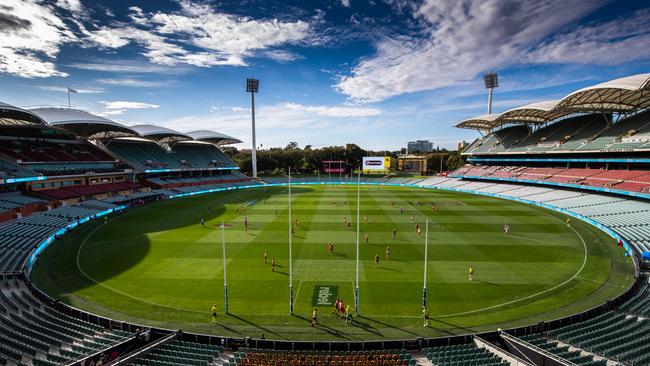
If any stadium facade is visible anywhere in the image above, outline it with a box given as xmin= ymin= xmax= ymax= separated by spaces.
xmin=0 ymin=73 xmax=648 ymax=365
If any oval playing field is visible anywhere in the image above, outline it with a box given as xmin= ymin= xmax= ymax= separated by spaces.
xmin=31 ymin=185 xmax=634 ymax=341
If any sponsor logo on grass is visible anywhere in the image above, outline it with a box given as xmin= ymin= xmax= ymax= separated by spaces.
xmin=311 ymin=285 xmax=338 ymax=307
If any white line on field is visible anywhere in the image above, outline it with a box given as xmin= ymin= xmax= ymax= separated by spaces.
xmin=433 ymin=212 xmax=589 ymax=318
xmin=295 ymin=279 xmax=303 ymax=304
xmin=76 ymin=219 xmax=206 ymax=314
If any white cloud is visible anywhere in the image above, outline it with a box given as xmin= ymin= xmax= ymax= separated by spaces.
xmin=95 ymin=78 xmax=174 ymax=88
xmin=0 ymin=0 xmax=76 ymax=78
xmin=527 ymin=9 xmax=650 ymax=65
xmin=36 ymin=85 xmax=104 ymax=93
xmin=283 ymin=103 xmax=382 ymax=117
xmin=341 ymin=0 xmax=352 ymax=8
xmin=94 ymin=100 xmax=160 ymax=117
xmin=128 ymin=6 xmax=147 ymax=25
xmin=259 ymin=49 xmax=303 ymax=63
xmin=101 ymin=101 xmax=160 ymax=110
xmin=55 ymin=0 xmax=83 ymax=16
xmin=76 ymin=0 xmax=310 ymax=68
xmin=157 ymin=102 xmax=383 ymax=148
xmin=66 ymin=60 xmax=188 ymax=74
xmin=335 ymin=0 xmax=650 ymax=102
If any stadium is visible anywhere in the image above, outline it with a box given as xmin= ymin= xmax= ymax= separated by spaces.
xmin=2 ymin=1 xmax=650 ymax=366
xmin=0 ymin=72 xmax=647 ymax=365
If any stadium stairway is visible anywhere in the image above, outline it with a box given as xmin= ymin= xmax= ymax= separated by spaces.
xmin=0 ymin=275 xmax=135 ymax=366
xmin=501 ymin=276 xmax=650 ymax=366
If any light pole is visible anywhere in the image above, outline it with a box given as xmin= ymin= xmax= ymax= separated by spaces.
xmin=246 ymin=78 xmax=260 ymax=178
xmin=484 ymin=73 xmax=498 ymax=114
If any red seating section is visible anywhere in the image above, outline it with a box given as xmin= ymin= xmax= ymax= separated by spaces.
xmin=0 ymin=140 xmax=114 ymax=162
xmin=454 ymin=166 xmax=650 ymax=194
xmin=38 ymin=182 xmax=141 ymax=200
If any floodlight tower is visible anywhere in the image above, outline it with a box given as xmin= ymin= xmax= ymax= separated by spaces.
xmin=246 ymin=78 xmax=260 ymax=178
xmin=483 ymin=72 xmax=499 ymax=114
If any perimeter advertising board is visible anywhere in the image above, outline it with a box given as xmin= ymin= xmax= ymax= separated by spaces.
xmin=362 ymin=156 xmax=390 ymax=171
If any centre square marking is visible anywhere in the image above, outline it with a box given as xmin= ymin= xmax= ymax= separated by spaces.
xmin=311 ymin=285 xmax=339 ymax=307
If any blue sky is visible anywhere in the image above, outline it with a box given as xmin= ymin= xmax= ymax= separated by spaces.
xmin=1 ymin=0 xmax=649 ymax=150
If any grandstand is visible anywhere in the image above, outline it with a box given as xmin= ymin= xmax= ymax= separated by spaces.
xmin=1 ymin=73 xmax=650 ymax=366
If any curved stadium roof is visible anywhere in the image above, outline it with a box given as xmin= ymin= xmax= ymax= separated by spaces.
xmin=456 ymin=73 xmax=650 ymax=131
xmin=130 ymin=124 xmax=192 ymax=143
xmin=455 ymin=114 xmax=500 ymax=130
xmin=186 ymin=130 xmax=242 ymax=145
xmin=555 ymin=73 xmax=650 ymax=112
xmin=0 ymin=101 xmax=48 ymax=126
xmin=493 ymin=100 xmax=573 ymax=124
xmin=29 ymin=107 xmax=138 ymax=139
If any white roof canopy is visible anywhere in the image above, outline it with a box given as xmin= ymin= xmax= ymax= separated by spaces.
xmin=186 ymin=130 xmax=242 ymax=145
xmin=455 ymin=73 xmax=650 ymax=131
xmin=130 ymin=124 xmax=192 ymax=143
xmin=555 ymin=73 xmax=650 ymax=112
xmin=455 ymin=114 xmax=500 ymax=130
xmin=30 ymin=108 xmax=138 ymax=139
xmin=494 ymin=100 xmax=573 ymax=124
xmin=0 ymin=101 xmax=47 ymax=126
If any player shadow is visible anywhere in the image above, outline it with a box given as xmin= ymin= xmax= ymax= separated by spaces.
xmin=333 ymin=252 xmax=348 ymax=258
xmin=292 ymin=314 xmax=349 ymax=339
xmin=475 ymin=279 xmax=501 ymax=286
xmin=272 ymin=268 xmax=290 ymax=277
xmin=347 ymin=317 xmax=382 ymax=337
xmin=429 ymin=317 xmax=476 ymax=334
xmin=359 ymin=316 xmax=421 ymax=337
xmin=214 ymin=322 xmax=242 ymax=335
xmin=227 ymin=313 xmax=282 ymax=338
xmin=381 ymin=267 xmax=402 ymax=273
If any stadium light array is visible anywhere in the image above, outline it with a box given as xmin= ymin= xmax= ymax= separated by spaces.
xmin=246 ymin=78 xmax=260 ymax=93
xmin=484 ymin=72 xmax=498 ymax=114
xmin=246 ymin=78 xmax=260 ymax=178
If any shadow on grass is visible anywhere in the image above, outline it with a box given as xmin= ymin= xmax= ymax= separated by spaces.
xmin=381 ymin=267 xmax=402 ymax=273
xmin=214 ymin=321 xmax=242 ymax=335
xmin=358 ymin=316 xmax=421 ymax=337
xmin=228 ymin=313 xmax=282 ymax=338
xmin=292 ymin=313 xmax=350 ymax=339
xmin=429 ymin=317 xmax=476 ymax=334
xmin=475 ymin=279 xmax=501 ymax=286
xmin=347 ymin=317 xmax=382 ymax=337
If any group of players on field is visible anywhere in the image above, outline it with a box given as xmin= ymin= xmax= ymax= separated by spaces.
xmin=205 ymin=195 xmax=498 ymax=328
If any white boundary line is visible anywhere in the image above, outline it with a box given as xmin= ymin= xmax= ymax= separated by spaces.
xmin=76 ymin=219 xmax=206 ymax=314
xmin=434 ymin=212 xmax=588 ymax=318
xmin=72 ymin=187 xmax=592 ymax=319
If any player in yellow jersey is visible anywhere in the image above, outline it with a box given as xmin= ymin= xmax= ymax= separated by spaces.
xmin=211 ymin=304 xmax=217 ymax=324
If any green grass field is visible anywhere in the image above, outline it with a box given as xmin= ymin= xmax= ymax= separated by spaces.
xmin=32 ymin=185 xmax=634 ymax=340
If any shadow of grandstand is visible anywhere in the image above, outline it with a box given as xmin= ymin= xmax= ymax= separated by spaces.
xmin=40 ymin=187 xmax=286 ymax=296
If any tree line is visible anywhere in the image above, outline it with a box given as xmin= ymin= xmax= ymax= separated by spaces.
xmin=222 ymin=142 xmax=465 ymax=176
